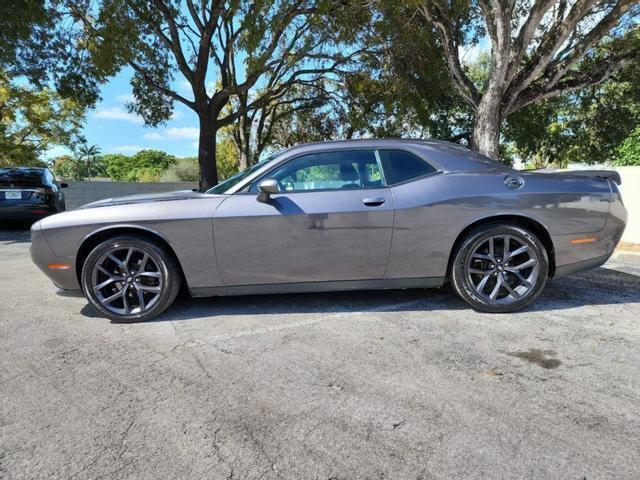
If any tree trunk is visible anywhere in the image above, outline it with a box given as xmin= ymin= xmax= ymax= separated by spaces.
xmin=197 ymin=113 xmax=218 ymax=190
xmin=471 ymin=90 xmax=502 ymax=160
xmin=237 ymin=111 xmax=252 ymax=171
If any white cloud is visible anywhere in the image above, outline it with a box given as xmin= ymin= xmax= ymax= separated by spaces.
xmin=93 ymin=106 xmax=143 ymax=124
xmin=113 ymin=145 xmax=147 ymax=153
xmin=143 ymin=132 xmax=163 ymax=140
xmin=116 ymin=93 xmax=135 ymax=103
xmin=143 ymin=126 xmax=199 ymax=141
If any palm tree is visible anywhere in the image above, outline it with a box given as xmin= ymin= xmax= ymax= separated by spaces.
xmin=78 ymin=144 xmax=101 ymax=180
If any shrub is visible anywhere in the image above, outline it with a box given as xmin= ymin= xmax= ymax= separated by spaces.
xmin=612 ymin=127 xmax=640 ymax=166
xmin=160 ymin=157 xmax=199 ymax=182
xmin=103 ymin=150 xmax=176 ymax=181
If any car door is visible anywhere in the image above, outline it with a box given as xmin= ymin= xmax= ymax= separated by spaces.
xmin=212 ymin=149 xmax=395 ymax=286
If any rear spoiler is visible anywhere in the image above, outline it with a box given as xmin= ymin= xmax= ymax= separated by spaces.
xmin=536 ymin=169 xmax=622 ymax=185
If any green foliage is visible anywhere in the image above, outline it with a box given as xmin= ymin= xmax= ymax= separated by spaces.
xmin=103 ymin=150 xmax=176 ymax=182
xmin=51 ymin=155 xmax=79 ymax=180
xmin=160 ymin=157 xmax=200 ymax=182
xmin=503 ymin=99 xmax=571 ymax=168
xmin=0 ymin=70 xmax=85 ymax=167
xmin=160 ymin=139 xmax=238 ymax=182
xmin=264 ymin=2 xmax=471 ymax=149
xmin=0 ymin=0 xmax=47 ymax=67
xmin=342 ymin=2 xmax=470 ymax=141
xmin=613 ymin=127 xmax=640 ymax=166
xmin=51 ymin=152 xmax=109 ymax=180
xmin=1 ymin=1 xmax=104 ymax=108
xmin=216 ymin=138 xmax=240 ymax=180
xmin=504 ymin=60 xmax=640 ymax=168
xmin=77 ymin=143 xmax=102 ymax=178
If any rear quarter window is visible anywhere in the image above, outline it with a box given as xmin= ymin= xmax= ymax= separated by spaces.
xmin=378 ymin=150 xmax=436 ymax=185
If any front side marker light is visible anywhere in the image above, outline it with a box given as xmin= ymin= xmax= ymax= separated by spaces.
xmin=570 ymin=237 xmax=596 ymax=245
xmin=48 ymin=264 xmax=72 ymax=270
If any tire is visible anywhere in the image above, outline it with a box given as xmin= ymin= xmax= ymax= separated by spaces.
xmin=81 ymin=235 xmax=182 ymax=322
xmin=450 ymin=223 xmax=549 ymax=313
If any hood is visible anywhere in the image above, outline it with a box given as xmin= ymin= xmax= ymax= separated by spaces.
xmin=78 ymin=190 xmax=208 ymax=209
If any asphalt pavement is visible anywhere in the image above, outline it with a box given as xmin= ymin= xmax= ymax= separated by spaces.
xmin=1 ymin=224 xmax=639 ymax=479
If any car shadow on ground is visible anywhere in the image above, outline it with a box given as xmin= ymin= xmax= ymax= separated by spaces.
xmin=0 ymin=224 xmax=33 ymax=244
xmin=77 ymin=265 xmax=640 ymax=322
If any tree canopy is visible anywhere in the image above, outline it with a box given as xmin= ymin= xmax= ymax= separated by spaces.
xmin=0 ymin=70 xmax=85 ymax=167
xmin=407 ymin=0 xmax=639 ymax=159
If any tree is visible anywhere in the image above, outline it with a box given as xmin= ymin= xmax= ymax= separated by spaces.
xmin=504 ymin=58 xmax=640 ymax=167
xmin=51 ymin=154 xmax=80 ymax=180
xmin=411 ymin=0 xmax=639 ymax=159
xmin=230 ymin=82 xmax=334 ymax=168
xmin=70 ymin=0 xmax=362 ymax=188
xmin=268 ymin=3 xmax=474 ymax=148
xmin=78 ymin=143 xmax=101 ymax=179
xmin=0 ymin=70 xmax=85 ymax=167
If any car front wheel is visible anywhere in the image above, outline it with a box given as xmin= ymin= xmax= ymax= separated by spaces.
xmin=81 ymin=235 xmax=181 ymax=322
xmin=450 ymin=224 xmax=549 ymax=313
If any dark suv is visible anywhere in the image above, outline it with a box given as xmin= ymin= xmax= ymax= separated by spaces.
xmin=0 ymin=167 xmax=68 ymax=221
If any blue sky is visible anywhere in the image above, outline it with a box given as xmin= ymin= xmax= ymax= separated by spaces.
xmin=45 ymin=67 xmax=201 ymax=160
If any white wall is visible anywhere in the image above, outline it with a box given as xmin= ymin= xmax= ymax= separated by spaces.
xmin=64 ymin=181 xmax=198 ymax=210
xmin=615 ymin=167 xmax=640 ymax=244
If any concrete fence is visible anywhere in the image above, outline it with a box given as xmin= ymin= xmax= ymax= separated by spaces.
xmin=613 ymin=167 xmax=640 ymax=245
xmin=64 ymin=181 xmax=198 ymax=210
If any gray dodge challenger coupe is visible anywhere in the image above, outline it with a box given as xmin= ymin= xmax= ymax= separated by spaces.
xmin=31 ymin=139 xmax=627 ymax=322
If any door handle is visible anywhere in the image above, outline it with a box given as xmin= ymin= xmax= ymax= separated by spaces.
xmin=362 ymin=197 xmax=386 ymax=207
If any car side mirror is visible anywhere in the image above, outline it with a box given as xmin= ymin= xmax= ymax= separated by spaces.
xmin=60 ymin=182 xmax=69 ymax=188
xmin=257 ymin=178 xmax=279 ymax=203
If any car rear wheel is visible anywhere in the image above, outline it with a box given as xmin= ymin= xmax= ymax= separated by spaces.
xmin=450 ymin=224 xmax=549 ymax=313
xmin=81 ymin=235 xmax=181 ymax=322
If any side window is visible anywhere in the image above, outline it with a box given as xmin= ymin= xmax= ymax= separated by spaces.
xmin=255 ymin=150 xmax=383 ymax=192
xmin=44 ymin=169 xmax=58 ymax=190
xmin=378 ymin=150 xmax=436 ymax=185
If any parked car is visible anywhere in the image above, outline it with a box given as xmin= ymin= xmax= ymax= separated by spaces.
xmin=30 ymin=139 xmax=627 ymax=322
xmin=1 ymin=167 xmax=67 ymax=221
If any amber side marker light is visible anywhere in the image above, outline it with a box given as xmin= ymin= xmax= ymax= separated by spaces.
xmin=570 ymin=237 xmax=597 ymax=245
xmin=48 ymin=264 xmax=72 ymax=270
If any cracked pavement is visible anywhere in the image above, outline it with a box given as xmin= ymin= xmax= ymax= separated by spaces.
xmin=2 ymin=226 xmax=640 ymax=479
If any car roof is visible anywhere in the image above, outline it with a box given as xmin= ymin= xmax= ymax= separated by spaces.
xmin=0 ymin=167 xmax=46 ymax=174
xmin=222 ymin=138 xmax=510 ymax=194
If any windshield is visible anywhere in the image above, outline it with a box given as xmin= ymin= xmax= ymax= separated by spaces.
xmin=0 ymin=168 xmax=43 ymax=187
xmin=205 ymin=150 xmax=286 ymax=194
